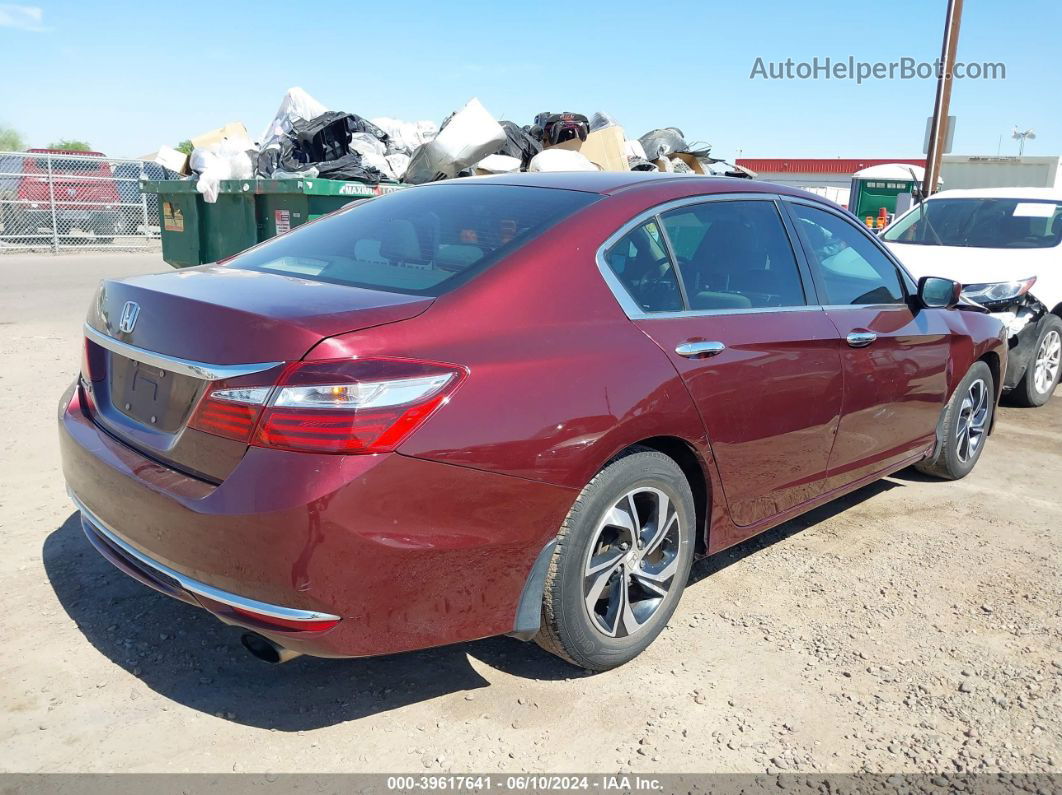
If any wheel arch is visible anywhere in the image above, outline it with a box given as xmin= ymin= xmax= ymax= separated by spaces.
xmin=509 ymin=434 xmax=714 ymax=641
xmin=613 ymin=436 xmax=711 ymax=557
xmin=978 ymin=350 xmax=1003 ymax=435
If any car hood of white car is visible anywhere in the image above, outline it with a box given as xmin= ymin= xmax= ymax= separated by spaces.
xmin=885 ymin=241 xmax=1048 ymax=285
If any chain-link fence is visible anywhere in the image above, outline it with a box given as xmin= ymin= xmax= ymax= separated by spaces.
xmin=0 ymin=150 xmax=166 ymax=253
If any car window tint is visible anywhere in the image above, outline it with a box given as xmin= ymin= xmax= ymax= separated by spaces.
xmin=661 ymin=201 xmax=806 ymax=310
xmin=228 ymin=184 xmax=598 ymax=297
xmin=605 ymin=220 xmax=683 ymax=312
xmin=791 ymin=204 xmax=905 ymax=305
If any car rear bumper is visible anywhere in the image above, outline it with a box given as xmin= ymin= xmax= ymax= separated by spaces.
xmin=59 ymin=382 xmax=576 ymax=658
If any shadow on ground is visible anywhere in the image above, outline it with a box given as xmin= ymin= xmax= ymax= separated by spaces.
xmin=44 ymin=478 xmax=902 ymax=730
xmin=42 ymin=512 xmax=578 ymax=732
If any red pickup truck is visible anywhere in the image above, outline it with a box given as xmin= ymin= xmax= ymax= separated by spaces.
xmin=0 ymin=149 xmax=121 ymax=243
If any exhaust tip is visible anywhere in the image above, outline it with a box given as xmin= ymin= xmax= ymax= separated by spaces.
xmin=241 ymin=632 xmax=301 ymax=664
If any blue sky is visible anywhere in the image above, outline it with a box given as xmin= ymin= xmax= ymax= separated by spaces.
xmin=0 ymin=0 xmax=1058 ymax=161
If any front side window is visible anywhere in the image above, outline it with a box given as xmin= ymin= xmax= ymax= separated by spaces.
xmin=883 ymin=197 xmax=1062 ymax=249
xmin=791 ymin=204 xmax=905 ymax=306
xmin=228 ymin=184 xmax=598 ymax=296
xmin=661 ymin=200 xmax=806 ymax=310
xmin=604 ymin=220 xmax=683 ymax=312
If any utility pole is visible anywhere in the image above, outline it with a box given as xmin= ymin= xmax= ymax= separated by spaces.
xmin=923 ymin=0 xmax=964 ymax=198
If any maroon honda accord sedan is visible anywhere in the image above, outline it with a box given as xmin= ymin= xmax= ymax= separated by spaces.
xmin=60 ymin=172 xmax=1006 ymax=670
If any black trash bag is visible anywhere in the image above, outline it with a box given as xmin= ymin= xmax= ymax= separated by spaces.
xmin=345 ymin=113 xmax=390 ymax=146
xmin=289 ymin=111 xmax=390 ymax=164
xmin=261 ymin=111 xmax=390 ymax=182
xmin=314 ymin=152 xmax=384 ymax=184
xmin=638 ymin=128 xmax=688 ymax=160
xmin=495 ymin=121 xmax=541 ymax=169
xmin=290 ymin=111 xmax=353 ymax=162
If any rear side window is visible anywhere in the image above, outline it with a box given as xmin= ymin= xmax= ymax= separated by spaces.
xmin=228 ymin=184 xmax=598 ymax=296
xmin=604 ymin=220 xmax=684 ymax=312
xmin=661 ymin=201 xmax=806 ymax=310
xmin=790 ymin=204 xmax=905 ymax=305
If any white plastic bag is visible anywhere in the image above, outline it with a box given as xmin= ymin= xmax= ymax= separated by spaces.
xmin=259 ymin=87 xmax=328 ymax=146
xmin=475 ymin=154 xmax=521 ymax=174
xmin=370 ymin=116 xmax=438 ymax=155
xmin=360 ymin=151 xmax=396 ymax=180
xmin=385 ymin=153 xmax=411 ymax=181
xmin=349 ymin=132 xmax=387 ymax=157
xmin=191 ymin=135 xmax=255 ymax=203
xmin=624 ymin=139 xmax=647 ymax=160
xmin=528 ymin=149 xmax=598 ymax=172
xmin=403 ymin=98 xmax=506 ymax=184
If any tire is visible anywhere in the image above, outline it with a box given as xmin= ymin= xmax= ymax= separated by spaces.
xmin=1010 ymin=315 xmax=1062 ymax=408
xmin=915 ymin=361 xmax=994 ymax=480
xmin=536 ymin=448 xmax=696 ymax=671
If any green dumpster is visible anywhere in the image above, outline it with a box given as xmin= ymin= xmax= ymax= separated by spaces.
xmin=255 ymin=178 xmax=405 ymax=238
xmin=141 ymin=179 xmax=258 ymax=268
xmin=848 ymin=164 xmax=929 ymax=228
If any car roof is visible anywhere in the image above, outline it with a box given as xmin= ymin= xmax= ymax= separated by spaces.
xmin=929 ymin=187 xmax=1062 ymax=201
xmin=437 ymin=171 xmax=828 ymax=201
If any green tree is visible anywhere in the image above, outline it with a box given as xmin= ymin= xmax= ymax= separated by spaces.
xmin=47 ymin=139 xmax=92 ymax=152
xmin=0 ymin=125 xmax=25 ymax=151
xmin=175 ymin=139 xmax=194 ymax=155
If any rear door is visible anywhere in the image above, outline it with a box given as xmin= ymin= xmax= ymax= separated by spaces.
xmin=784 ymin=199 xmax=951 ymax=488
xmin=601 ymin=195 xmax=844 ymax=530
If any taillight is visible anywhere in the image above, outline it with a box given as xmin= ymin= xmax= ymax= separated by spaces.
xmin=188 ymin=387 xmax=270 ymax=442
xmin=188 ymin=357 xmax=465 ymax=454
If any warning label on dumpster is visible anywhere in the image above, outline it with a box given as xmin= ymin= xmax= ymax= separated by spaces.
xmin=162 ymin=201 xmax=184 ymax=233
xmin=275 ymin=209 xmax=291 ymax=235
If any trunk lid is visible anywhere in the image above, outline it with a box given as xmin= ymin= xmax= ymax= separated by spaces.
xmin=83 ymin=265 xmax=433 ymax=481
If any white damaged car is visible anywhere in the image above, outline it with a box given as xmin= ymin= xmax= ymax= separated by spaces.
xmin=883 ymin=188 xmax=1062 ymax=406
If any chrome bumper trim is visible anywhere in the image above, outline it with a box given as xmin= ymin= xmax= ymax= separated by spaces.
xmin=68 ymin=489 xmax=340 ymax=623
xmin=84 ymin=324 xmax=283 ymax=382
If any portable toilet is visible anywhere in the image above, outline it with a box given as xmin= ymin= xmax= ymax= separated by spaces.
xmin=849 ymin=164 xmax=931 ymax=227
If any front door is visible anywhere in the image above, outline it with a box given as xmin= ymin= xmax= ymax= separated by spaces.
xmin=602 ymin=197 xmax=844 ymax=529
xmin=785 ymin=201 xmax=951 ymax=488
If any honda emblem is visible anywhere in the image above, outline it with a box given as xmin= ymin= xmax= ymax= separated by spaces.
xmin=118 ymin=301 xmax=140 ymax=334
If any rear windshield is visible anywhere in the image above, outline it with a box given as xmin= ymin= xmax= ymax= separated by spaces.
xmin=883 ymin=197 xmax=1062 ymax=249
xmin=227 ymin=184 xmax=598 ymax=296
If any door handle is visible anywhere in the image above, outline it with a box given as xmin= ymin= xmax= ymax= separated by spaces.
xmin=846 ymin=331 xmax=877 ymax=348
xmin=675 ymin=340 xmax=726 ymax=358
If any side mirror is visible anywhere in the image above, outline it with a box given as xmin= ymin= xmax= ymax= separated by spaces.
xmin=918 ymin=276 xmax=962 ymax=309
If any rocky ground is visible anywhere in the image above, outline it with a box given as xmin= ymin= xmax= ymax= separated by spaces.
xmin=0 ymin=252 xmax=1058 ymax=774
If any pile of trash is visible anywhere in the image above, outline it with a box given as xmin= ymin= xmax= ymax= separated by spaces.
xmin=140 ymin=87 xmax=752 ymax=202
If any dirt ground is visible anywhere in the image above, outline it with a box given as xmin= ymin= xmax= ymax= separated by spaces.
xmin=0 ymin=252 xmax=1058 ymax=775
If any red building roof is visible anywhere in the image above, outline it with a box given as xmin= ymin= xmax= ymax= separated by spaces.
xmin=736 ymin=158 xmax=926 ymax=175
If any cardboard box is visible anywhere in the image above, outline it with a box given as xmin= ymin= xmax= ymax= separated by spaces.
xmin=190 ymin=121 xmax=250 ymax=150
xmin=138 ymin=145 xmax=189 ymax=175
xmin=656 ymin=152 xmax=708 ymax=175
xmin=548 ymin=125 xmax=629 ymax=172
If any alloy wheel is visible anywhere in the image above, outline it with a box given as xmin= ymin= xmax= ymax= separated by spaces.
xmin=1033 ymin=329 xmax=1061 ymax=395
xmin=955 ymin=378 xmax=989 ymax=463
xmin=583 ymin=487 xmax=681 ymax=638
